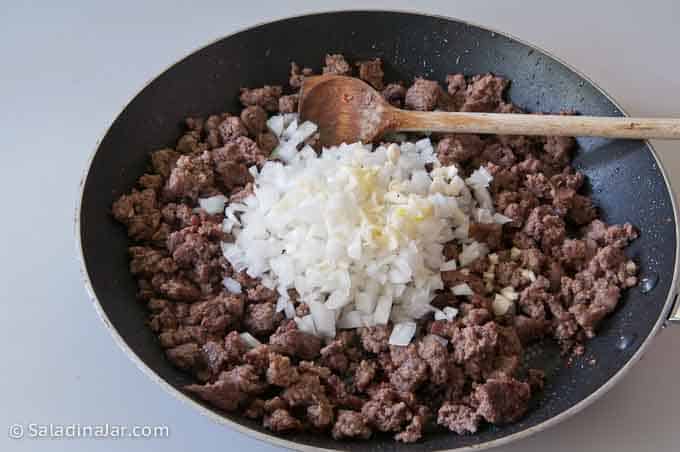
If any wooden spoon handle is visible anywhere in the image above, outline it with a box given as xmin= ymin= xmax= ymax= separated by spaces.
xmin=393 ymin=110 xmax=680 ymax=139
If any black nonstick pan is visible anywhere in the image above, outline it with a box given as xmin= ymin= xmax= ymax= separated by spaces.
xmin=76 ymin=10 xmax=680 ymax=451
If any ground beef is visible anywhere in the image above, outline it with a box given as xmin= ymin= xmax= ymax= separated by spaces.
xmin=267 ymin=353 xmax=299 ymax=387
xmin=405 ymin=78 xmax=442 ymax=111
xmin=474 ymin=377 xmax=531 ymax=424
xmin=113 ymin=56 xmax=640 ymax=443
xmin=354 ymin=360 xmax=377 ymax=391
xmin=356 ymin=58 xmax=384 ymax=89
xmin=244 ymin=302 xmax=280 ymax=336
xmin=112 ymin=189 xmax=162 ymax=241
xmin=438 ymin=403 xmax=482 ymax=434
xmin=332 ymin=410 xmax=371 ymax=440
xmin=269 ymin=324 xmax=322 ymax=360
xmin=278 ymin=94 xmax=298 ymax=114
xmin=264 ymin=409 xmax=302 ymax=432
xmin=323 ymin=54 xmax=351 ymax=75
xmin=164 ymin=151 xmax=215 ymax=201
xmin=239 ymin=85 xmax=282 ymax=112
xmin=382 ymin=83 xmax=406 ymax=107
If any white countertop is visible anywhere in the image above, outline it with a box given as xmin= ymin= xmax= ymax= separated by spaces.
xmin=1 ymin=1 xmax=679 ymax=451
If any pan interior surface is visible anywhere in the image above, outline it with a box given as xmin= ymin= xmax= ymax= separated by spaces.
xmin=78 ymin=11 xmax=677 ymax=451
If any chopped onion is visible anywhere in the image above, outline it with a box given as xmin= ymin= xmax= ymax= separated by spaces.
xmin=389 ymin=321 xmax=417 ymax=346
xmin=500 ymin=286 xmax=519 ymax=301
xmin=493 ymin=213 xmax=514 ymax=224
xmin=239 ymin=332 xmax=261 ymax=349
xmin=373 ymin=295 xmax=393 ymax=325
xmin=294 ymin=315 xmax=317 ymax=335
xmin=338 ymin=310 xmax=364 ymax=329
xmin=199 ymin=195 xmax=227 ymax=215
xmin=223 ymin=277 xmax=242 ymax=294
xmin=492 ymin=293 xmax=514 ymax=316
xmin=308 ymin=300 xmax=336 ymax=338
xmin=451 ymin=283 xmax=474 ymax=296
xmin=443 ymin=306 xmax=459 ymax=321
xmin=459 ymin=241 xmax=489 ymax=267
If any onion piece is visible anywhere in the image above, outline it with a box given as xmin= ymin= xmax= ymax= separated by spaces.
xmin=308 ymin=300 xmax=336 ymax=338
xmin=294 ymin=315 xmax=317 ymax=335
xmin=223 ymin=277 xmax=242 ymax=294
xmin=451 ymin=283 xmax=474 ymax=296
xmin=389 ymin=321 xmax=417 ymax=346
xmin=239 ymin=332 xmax=261 ymax=349
xmin=199 ymin=195 xmax=227 ymax=215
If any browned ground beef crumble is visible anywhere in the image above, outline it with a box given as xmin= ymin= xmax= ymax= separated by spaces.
xmin=112 ymin=53 xmax=639 ymax=442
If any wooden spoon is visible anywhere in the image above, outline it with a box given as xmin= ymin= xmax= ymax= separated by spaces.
xmin=298 ymin=74 xmax=680 ymax=147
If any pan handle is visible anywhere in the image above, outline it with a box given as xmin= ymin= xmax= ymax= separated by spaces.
xmin=668 ymin=294 xmax=680 ymax=324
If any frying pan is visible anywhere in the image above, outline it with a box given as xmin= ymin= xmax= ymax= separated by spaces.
xmin=76 ymin=10 xmax=680 ymax=451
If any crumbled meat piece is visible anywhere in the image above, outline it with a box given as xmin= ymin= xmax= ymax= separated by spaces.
xmin=356 ymin=58 xmax=384 ymax=89
xmin=281 ymin=373 xmax=325 ymax=408
xmin=244 ymin=302 xmax=280 ymax=336
xmin=151 ymin=149 xmax=180 ymax=178
xmin=417 ymin=335 xmax=451 ymax=385
xmin=244 ymin=345 xmax=271 ymax=373
xmin=359 ymin=325 xmax=391 ymax=354
xmin=267 ymin=353 xmax=300 ymax=387
xmin=289 ymin=62 xmax=312 ymax=90
xmin=213 ymin=136 xmax=267 ymax=167
xmin=542 ymin=135 xmax=575 ymax=169
xmin=322 ymin=54 xmax=351 ymax=75
xmin=166 ymin=343 xmax=206 ymax=374
xmin=405 ymin=78 xmax=442 ymax=111
xmin=307 ymin=400 xmax=335 ymax=428
xmin=176 ymin=131 xmax=204 ymax=154
xmin=185 ymin=293 xmax=244 ymax=334
xmin=469 ymin=223 xmax=503 ymax=250
xmin=332 ymin=410 xmax=371 ymax=440
xmin=264 ymin=409 xmax=303 ymax=432
xmin=164 ymin=152 xmax=215 ymax=201
xmin=269 ymin=325 xmax=322 ymax=360
xmin=354 ymin=360 xmax=377 ymax=391
xmin=390 ymin=352 xmax=428 ymax=392
xmin=436 ymin=134 xmax=485 ymax=165
xmin=247 ymin=284 xmax=278 ymax=302
xmin=240 ymin=105 xmax=267 ymax=136
xmin=474 ymin=377 xmax=531 ymax=424
xmin=128 ymin=246 xmax=176 ymax=276
xmin=395 ymin=414 xmax=424 ymax=443
xmin=159 ymin=277 xmax=201 ymax=301
xmin=438 ymin=403 xmax=481 ymax=434
xmin=451 ymin=323 xmax=499 ymax=380
xmin=239 ymin=85 xmax=282 ymax=112
xmin=445 ymin=73 xmax=468 ymax=110
xmin=139 ymin=173 xmax=163 ymax=191
xmin=320 ymin=340 xmax=349 ymax=373
xmin=223 ymin=330 xmax=247 ymax=364
xmin=362 ymin=397 xmax=412 ymax=432
xmin=218 ymin=116 xmax=248 ymax=143
xmin=278 ymin=94 xmax=298 ymax=114
xmin=382 ymin=83 xmax=406 ymax=107
xmin=186 ymin=365 xmax=264 ymax=411
xmin=112 ymin=189 xmax=162 ymax=241
xmin=461 ymin=74 xmax=508 ymax=112
xmin=244 ymin=399 xmax=265 ymax=419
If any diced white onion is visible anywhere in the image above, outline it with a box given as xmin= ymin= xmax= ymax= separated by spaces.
xmin=223 ymin=277 xmax=242 ymax=294
xmin=451 ymin=283 xmax=474 ymax=296
xmin=239 ymin=332 xmax=261 ymax=349
xmin=199 ymin=195 xmax=227 ymax=215
xmin=389 ymin=321 xmax=417 ymax=346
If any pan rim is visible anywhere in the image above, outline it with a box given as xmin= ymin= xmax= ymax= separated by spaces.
xmin=74 ymin=8 xmax=680 ymax=452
